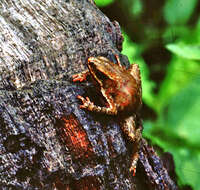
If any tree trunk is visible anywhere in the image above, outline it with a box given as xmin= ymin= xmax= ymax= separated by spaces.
xmin=0 ymin=0 xmax=178 ymax=189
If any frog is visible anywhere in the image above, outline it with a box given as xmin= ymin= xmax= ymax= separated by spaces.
xmin=72 ymin=55 xmax=142 ymax=175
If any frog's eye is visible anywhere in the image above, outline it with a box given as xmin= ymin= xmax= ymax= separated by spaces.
xmin=89 ymin=62 xmax=109 ymax=82
xmin=95 ymin=70 xmax=109 ymax=82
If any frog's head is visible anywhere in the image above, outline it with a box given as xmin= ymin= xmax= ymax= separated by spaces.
xmin=87 ymin=56 xmax=120 ymax=88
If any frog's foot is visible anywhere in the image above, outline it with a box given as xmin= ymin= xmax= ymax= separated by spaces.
xmin=77 ymin=95 xmax=116 ymax=114
xmin=72 ymin=70 xmax=89 ymax=82
xmin=129 ymin=166 xmax=136 ymax=176
xmin=77 ymin=95 xmax=95 ymax=111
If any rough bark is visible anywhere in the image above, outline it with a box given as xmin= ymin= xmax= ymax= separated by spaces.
xmin=0 ymin=0 xmax=178 ymax=189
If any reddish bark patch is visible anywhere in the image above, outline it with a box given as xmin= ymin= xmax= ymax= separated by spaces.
xmin=58 ymin=114 xmax=94 ymax=160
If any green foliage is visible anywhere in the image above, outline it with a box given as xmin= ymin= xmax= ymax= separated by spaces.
xmin=163 ymin=0 xmax=198 ymax=24
xmin=166 ymin=77 xmax=200 ymax=146
xmin=94 ymin=0 xmax=114 ymax=7
xmin=130 ymin=0 xmax=143 ymax=17
xmin=98 ymin=0 xmax=200 ymax=188
xmin=144 ymin=23 xmax=200 ymax=190
xmin=143 ymin=74 xmax=200 ymax=188
xmin=166 ymin=44 xmax=200 ymax=60
xmin=156 ymin=56 xmax=200 ymax=113
xmin=122 ymin=0 xmax=143 ymax=17
xmin=166 ymin=77 xmax=200 ymax=188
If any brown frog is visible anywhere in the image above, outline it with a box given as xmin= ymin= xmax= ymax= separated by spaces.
xmin=72 ymin=55 xmax=142 ymax=175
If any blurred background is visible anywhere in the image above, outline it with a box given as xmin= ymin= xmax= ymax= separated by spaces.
xmin=94 ymin=0 xmax=200 ymax=189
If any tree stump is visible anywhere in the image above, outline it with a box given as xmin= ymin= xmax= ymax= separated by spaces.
xmin=0 ymin=0 xmax=178 ymax=189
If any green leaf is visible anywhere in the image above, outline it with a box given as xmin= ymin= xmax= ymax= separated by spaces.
xmin=162 ymin=26 xmax=190 ymax=44
xmin=94 ymin=0 xmax=114 ymax=7
xmin=163 ymin=0 xmax=198 ymax=25
xmin=166 ymin=77 xmax=200 ymax=146
xmin=166 ymin=44 xmax=200 ymax=60
xmin=174 ymin=149 xmax=200 ymax=190
xmin=131 ymin=0 xmax=143 ymax=17
xmin=157 ymin=56 xmax=200 ymax=112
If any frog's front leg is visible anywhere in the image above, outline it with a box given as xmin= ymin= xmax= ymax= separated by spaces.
xmin=72 ymin=70 xmax=90 ymax=82
xmin=73 ymin=71 xmax=118 ymax=115
xmin=77 ymin=90 xmax=118 ymax=115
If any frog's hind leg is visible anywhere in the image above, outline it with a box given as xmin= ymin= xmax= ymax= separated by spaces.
xmin=128 ymin=64 xmax=141 ymax=85
xmin=77 ymin=92 xmax=118 ymax=115
xmin=121 ymin=116 xmax=142 ymax=176
xmin=129 ymin=126 xmax=142 ymax=176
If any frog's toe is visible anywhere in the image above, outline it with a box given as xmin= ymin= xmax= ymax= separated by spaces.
xmin=77 ymin=95 xmax=87 ymax=105
xmin=72 ymin=74 xmax=86 ymax=82
xmin=129 ymin=156 xmax=139 ymax=176
xmin=77 ymin=96 xmax=94 ymax=110
xmin=129 ymin=166 xmax=136 ymax=176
